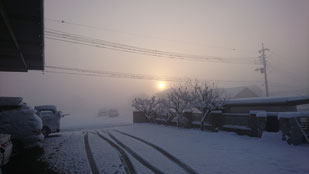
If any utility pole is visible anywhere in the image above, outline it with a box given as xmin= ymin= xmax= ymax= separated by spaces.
xmin=258 ymin=43 xmax=270 ymax=97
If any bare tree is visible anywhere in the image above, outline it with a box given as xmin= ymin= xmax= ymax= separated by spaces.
xmin=154 ymin=97 xmax=174 ymax=124
xmin=190 ymin=81 xmax=227 ymax=131
xmin=132 ymin=96 xmax=159 ymax=123
xmin=167 ymin=83 xmax=192 ymax=127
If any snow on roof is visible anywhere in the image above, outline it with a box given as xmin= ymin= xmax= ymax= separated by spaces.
xmin=246 ymin=111 xmax=309 ymax=118
xmin=225 ymin=95 xmax=309 ymax=106
xmin=0 ymin=97 xmax=23 ymax=106
xmin=249 ymin=110 xmax=266 ymax=114
xmin=248 ymin=110 xmax=267 ymax=117
xmin=278 ymin=112 xmax=309 ymax=118
xmin=35 ymin=105 xmax=57 ymax=112
xmin=256 ymin=112 xmax=267 ymax=117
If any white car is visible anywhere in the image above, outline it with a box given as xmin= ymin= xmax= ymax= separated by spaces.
xmin=0 ymin=134 xmax=13 ymax=167
xmin=0 ymin=97 xmax=44 ymax=149
xmin=35 ymin=105 xmax=68 ymax=137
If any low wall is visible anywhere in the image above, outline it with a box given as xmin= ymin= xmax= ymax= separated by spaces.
xmin=133 ymin=111 xmax=309 ymax=144
xmin=279 ymin=114 xmax=309 ymax=145
xmin=133 ymin=111 xmax=267 ymax=137
xmin=133 ymin=111 xmax=149 ymax=123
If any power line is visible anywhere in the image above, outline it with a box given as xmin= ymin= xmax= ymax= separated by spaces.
xmin=45 ymin=18 xmax=257 ymax=53
xmin=45 ymin=18 xmax=162 ymax=40
xmin=46 ymin=65 xmax=182 ymax=81
xmin=45 ymin=28 xmax=257 ymax=61
xmin=45 ymin=28 xmax=255 ymax=62
xmin=45 ymin=65 xmax=261 ymax=84
xmin=45 ymin=37 xmax=256 ymax=65
xmin=45 ymin=36 xmax=190 ymax=61
xmin=44 ymin=28 xmax=257 ymax=65
xmin=45 ymin=70 xmax=180 ymax=81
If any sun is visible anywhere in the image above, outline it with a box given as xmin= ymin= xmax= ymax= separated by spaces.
xmin=157 ymin=81 xmax=166 ymax=90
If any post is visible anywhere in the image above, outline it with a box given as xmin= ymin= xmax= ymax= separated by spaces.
xmin=258 ymin=43 xmax=270 ymax=97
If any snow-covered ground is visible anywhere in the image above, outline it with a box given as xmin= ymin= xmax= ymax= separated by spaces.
xmin=43 ymin=131 xmax=90 ymax=174
xmin=60 ymin=116 xmax=133 ymax=132
xmin=42 ymin=123 xmax=309 ymax=174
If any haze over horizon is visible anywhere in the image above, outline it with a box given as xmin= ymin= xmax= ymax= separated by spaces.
xmin=1 ymin=0 xmax=309 ymax=122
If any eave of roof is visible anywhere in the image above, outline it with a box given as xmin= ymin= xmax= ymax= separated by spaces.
xmin=225 ymin=96 xmax=309 ymax=107
xmin=0 ymin=97 xmax=23 ymax=106
xmin=0 ymin=0 xmax=44 ymax=72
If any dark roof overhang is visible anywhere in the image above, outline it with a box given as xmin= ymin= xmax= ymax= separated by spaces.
xmin=0 ymin=0 xmax=44 ymax=72
xmin=224 ymin=96 xmax=309 ymax=107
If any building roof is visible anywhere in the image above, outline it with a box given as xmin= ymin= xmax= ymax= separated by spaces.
xmin=226 ymin=86 xmax=263 ymax=98
xmin=225 ymin=96 xmax=309 ymax=107
xmin=0 ymin=0 xmax=44 ymax=72
xmin=0 ymin=97 xmax=23 ymax=106
xmin=35 ymin=105 xmax=57 ymax=112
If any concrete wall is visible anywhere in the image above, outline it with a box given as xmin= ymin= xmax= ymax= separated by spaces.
xmin=133 ymin=111 xmax=149 ymax=123
xmin=133 ymin=111 xmax=266 ymax=137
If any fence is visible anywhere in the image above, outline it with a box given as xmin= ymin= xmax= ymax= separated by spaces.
xmin=133 ymin=111 xmax=267 ymax=137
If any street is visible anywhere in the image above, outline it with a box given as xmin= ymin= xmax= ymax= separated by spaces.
xmin=43 ymin=127 xmax=198 ymax=174
xmin=42 ymin=124 xmax=309 ymax=174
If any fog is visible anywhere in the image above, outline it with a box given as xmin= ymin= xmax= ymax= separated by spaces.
xmin=1 ymin=0 xmax=309 ymax=128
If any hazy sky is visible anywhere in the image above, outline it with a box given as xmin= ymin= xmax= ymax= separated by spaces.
xmin=1 ymin=0 xmax=309 ymax=118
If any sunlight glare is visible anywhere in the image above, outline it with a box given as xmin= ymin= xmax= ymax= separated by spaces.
xmin=157 ymin=81 xmax=166 ymax=90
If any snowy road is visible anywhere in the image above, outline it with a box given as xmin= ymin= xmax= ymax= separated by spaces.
xmin=44 ymin=129 xmax=199 ymax=174
xmin=43 ymin=124 xmax=309 ymax=174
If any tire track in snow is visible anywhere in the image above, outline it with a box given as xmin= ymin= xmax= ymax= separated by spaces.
xmin=95 ymin=131 xmax=136 ymax=174
xmin=49 ymin=132 xmax=73 ymax=157
xmin=107 ymin=131 xmax=166 ymax=174
xmin=113 ymin=130 xmax=200 ymax=174
xmin=84 ymin=132 xmax=100 ymax=174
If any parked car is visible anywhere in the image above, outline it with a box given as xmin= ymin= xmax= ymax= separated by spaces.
xmin=0 ymin=133 xmax=13 ymax=167
xmin=0 ymin=97 xmax=44 ymax=150
xmin=35 ymin=105 xmax=68 ymax=137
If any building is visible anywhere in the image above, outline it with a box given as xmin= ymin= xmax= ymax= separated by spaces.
xmin=226 ymin=86 xmax=263 ymax=99
xmin=0 ymin=0 xmax=44 ymax=72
